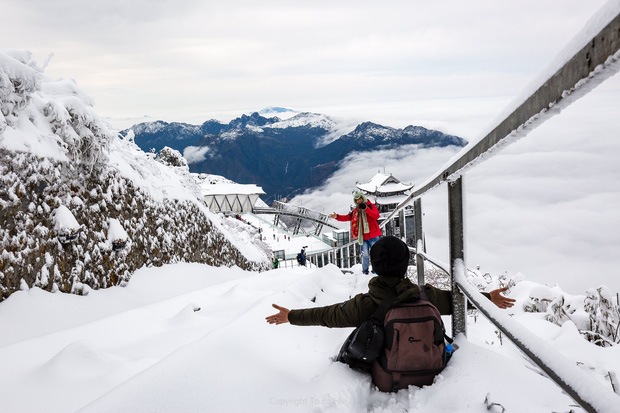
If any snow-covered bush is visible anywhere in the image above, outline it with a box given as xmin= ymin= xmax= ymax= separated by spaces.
xmin=0 ymin=148 xmax=270 ymax=301
xmin=156 ymin=146 xmax=188 ymax=169
xmin=582 ymin=286 xmax=620 ymax=347
xmin=0 ymin=50 xmax=112 ymax=169
xmin=107 ymin=218 xmax=130 ymax=251
xmin=53 ymin=205 xmax=80 ymax=244
xmin=521 ymin=281 xmax=619 ymax=347
xmin=523 ymin=285 xmax=557 ymax=313
xmin=0 ymin=50 xmax=271 ymax=302
xmin=466 ymin=266 xmax=522 ymax=293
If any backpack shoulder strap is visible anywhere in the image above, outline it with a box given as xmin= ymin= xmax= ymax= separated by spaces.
xmin=419 ymin=284 xmax=429 ymax=301
xmin=419 ymin=285 xmax=454 ymax=344
xmin=370 ymin=290 xmax=398 ymax=324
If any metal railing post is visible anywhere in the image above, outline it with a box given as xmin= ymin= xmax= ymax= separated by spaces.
xmin=448 ymin=177 xmax=467 ymax=337
xmin=414 ymin=198 xmax=425 ymax=286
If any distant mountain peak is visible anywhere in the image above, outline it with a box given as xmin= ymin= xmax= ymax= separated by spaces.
xmin=228 ymin=112 xmax=279 ymax=130
xmin=126 ymin=111 xmax=467 ymax=202
xmin=264 ymin=112 xmax=336 ymax=130
xmin=346 ymin=122 xmax=397 ymax=141
xmin=129 ymin=120 xmax=202 ymax=138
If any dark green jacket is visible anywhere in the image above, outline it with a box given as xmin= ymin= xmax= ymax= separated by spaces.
xmin=288 ymin=276 xmax=488 ymax=328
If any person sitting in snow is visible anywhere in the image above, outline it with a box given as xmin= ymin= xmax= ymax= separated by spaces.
xmin=330 ymin=191 xmax=381 ymax=275
xmin=266 ymin=236 xmax=515 ymax=328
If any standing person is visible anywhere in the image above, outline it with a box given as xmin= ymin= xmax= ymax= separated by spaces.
xmin=330 ymin=191 xmax=381 ymax=274
xmin=300 ymin=248 xmax=306 ymax=267
xmin=296 ymin=248 xmax=306 ymax=267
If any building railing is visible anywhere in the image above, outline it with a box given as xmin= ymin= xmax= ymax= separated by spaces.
xmin=301 ymin=5 xmax=620 ymax=412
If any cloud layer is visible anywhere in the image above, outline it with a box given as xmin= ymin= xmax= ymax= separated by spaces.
xmin=3 ymin=0 xmax=610 ymax=125
xmin=294 ymin=82 xmax=620 ymax=295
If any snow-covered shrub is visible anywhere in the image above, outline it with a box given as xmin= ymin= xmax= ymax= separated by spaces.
xmin=465 ymin=265 xmax=490 ymax=290
xmin=123 ymin=130 xmax=135 ymax=143
xmin=0 ymin=149 xmax=270 ymax=302
xmin=406 ymin=262 xmax=451 ymax=290
xmin=53 ymin=205 xmax=80 ymax=244
xmin=524 ymin=285 xmax=557 ymax=313
xmin=0 ymin=51 xmax=271 ymax=302
xmin=107 ymin=218 xmax=130 ymax=251
xmin=156 ymin=146 xmax=188 ymax=169
xmin=466 ymin=266 xmax=522 ymax=293
xmin=521 ymin=282 xmax=619 ymax=347
xmin=0 ymin=50 xmax=112 ymax=169
xmin=582 ymin=286 xmax=620 ymax=347
xmin=0 ymin=50 xmax=40 ymax=128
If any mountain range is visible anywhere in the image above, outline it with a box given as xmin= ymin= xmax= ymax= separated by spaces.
xmin=122 ymin=111 xmax=467 ymax=201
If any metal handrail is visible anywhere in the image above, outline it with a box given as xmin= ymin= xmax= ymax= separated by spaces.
xmin=309 ymin=5 xmax=620 ymax=412
xmin=370 ymin=6 xmax=620 ymax=412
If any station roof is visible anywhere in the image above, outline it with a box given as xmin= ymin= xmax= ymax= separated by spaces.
xmin=200 ymin=182 xmax=265 ymax=196
xmin=356 ymin=172 xmax=413 ymax=194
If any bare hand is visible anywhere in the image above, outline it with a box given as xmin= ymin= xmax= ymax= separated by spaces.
xmin=266 ymin=304 xmax=290 ymax=325
xmin=329 ymin=213 xmax=337 ymax=219
xmin=489 ymin=287 xmax=516 ymax=309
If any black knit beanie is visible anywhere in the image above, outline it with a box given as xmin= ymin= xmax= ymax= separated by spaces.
xmin=370 ymin=236 xmax=410 ymax=278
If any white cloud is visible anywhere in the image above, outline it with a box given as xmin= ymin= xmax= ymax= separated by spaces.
xmin=183 ymin=146 xmax=209 ymax=164
xmin=294 ymin=77 xmax=620 ymax=295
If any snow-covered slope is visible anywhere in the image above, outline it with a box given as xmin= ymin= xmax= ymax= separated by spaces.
xmin=0 ymin=50 xmax=271 ymax=302
xmin=0 ymin=263 xmax=617 ymax=413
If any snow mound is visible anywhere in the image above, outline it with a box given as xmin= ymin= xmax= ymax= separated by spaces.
xmin=42 ymin=340 xmax=113 ymax=377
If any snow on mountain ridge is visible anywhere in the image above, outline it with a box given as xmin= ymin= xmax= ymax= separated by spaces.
xmin=245 ymin=124 xmax=264 ymax=133
xmin=347 ymin=122 xmax=398 ymax=141
xmin=403 ymin=125 xmax=430 ymax=136
xmin=131 ymin=121 xmax=203 ymax=137
xmin=264 ymin=112 xmax=336 ymax=130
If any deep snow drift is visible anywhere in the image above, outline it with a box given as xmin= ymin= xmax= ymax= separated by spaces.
xmin=0 ymin=263 xmax=618 ymax=413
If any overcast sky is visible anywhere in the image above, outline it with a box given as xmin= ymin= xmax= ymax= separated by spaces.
xmin=2 ymin=0 xmax=613 ymax=130
xmin=3 ymin=1 xmax=620 ymax=294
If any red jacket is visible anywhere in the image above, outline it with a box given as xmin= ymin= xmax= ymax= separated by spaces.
xmin=335 ymin=200 xmax=382 ymax=240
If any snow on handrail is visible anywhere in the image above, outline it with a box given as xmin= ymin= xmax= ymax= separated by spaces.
xmin=453 ymin=260 xmax=620 ymax=413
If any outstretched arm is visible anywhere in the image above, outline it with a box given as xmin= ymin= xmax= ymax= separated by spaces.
xmin=489 ymin=287 xmax=516 ymax=309
xmin=330 ymin=212 xmax=352 ymax=222
xmin=266 ymin=304 xmax=290 ymax=325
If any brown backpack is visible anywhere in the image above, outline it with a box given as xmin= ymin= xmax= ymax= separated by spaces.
xmin=370 ymin=286 xmax=449 ymax=392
